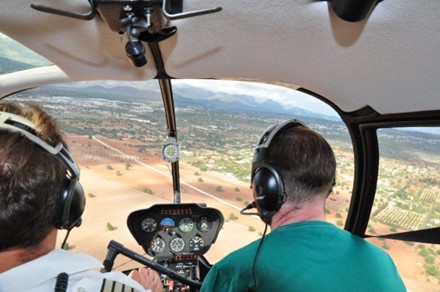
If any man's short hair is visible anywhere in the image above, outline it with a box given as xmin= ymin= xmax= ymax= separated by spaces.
xmin=265 ymin=125 xmax=336 ymax=207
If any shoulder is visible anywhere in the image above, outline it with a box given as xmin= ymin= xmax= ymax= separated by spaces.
xmin=201 ymin=240 xmax=261 ymax=292
xmin=215 ymin=238 xmax=261 ymax=268
xmin=0 ymin=249 xmax=102 ymax=291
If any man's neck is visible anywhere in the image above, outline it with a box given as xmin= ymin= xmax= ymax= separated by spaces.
xmin=270 ymin=197 xmax=327 ymax=230
xmin=0 ymin=228 xmax=57 ymax=273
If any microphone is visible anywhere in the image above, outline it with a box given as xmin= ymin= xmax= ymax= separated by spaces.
xmin=240 ymin=201 xmax=258 ymax=215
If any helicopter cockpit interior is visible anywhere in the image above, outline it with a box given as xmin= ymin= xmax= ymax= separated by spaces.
xmin=1 ymin=0 xmax=440 ymax=291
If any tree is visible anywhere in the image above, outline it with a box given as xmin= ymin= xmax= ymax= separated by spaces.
xmin=216 ymin=185 xmax=223 ymax=192
xmin=125 ymin=162 xmax=132 ymax=170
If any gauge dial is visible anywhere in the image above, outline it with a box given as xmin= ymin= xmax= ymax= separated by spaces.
xmin=141 ymin=217 xmax=157 ymax=233
xmin=189 ymin=236 xmax=205 ymax=252
xmin=150 ymin=237 xmax=166 ymax=253
xmin=160 ymin=217 xmax=175 ymax=229
xmin=162 ymin=137 xmax=180 ymax=163
xmin=178 ymin=217 xmax=194 ymax=233
xmin=197 ymin=217 xmax=212 ymax=232
xmin=169 ymin=237 xmax=185 ymax=253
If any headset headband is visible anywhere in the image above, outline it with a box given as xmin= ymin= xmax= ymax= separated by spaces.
xmin=0 ymin=111 xmax=79 ymax=179
xmin=252 ymin=119 xmax=309 ymax=168
xmin=255 ymin=119 xmax=308 ymax=150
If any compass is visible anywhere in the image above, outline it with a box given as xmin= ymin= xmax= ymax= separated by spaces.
xmin=162 ymin=137 xmax=180 ymax=163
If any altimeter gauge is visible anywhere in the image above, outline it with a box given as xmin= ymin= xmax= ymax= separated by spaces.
xmin=162 ymin=137 xmax=180 ymax=163
xmin=169 ymin=237 xmax=185 ymax=253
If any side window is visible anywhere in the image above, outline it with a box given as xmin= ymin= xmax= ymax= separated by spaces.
xmin=367 ymin=127 xmax=440 ymax=290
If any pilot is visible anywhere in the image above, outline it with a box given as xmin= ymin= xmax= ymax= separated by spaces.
xmin=200 ymin=119 xmax=406 ymax=291
xmin=0 ymin=103 xmax=163 ymax=292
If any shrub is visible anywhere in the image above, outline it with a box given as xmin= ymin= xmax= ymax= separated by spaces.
xmin=106 ymin=222 xmax=117 ymax=231
xmin=143 ymin=187 xmax=154 ymax=194
xmin=228 ymin=212 xmax=238 ymax=221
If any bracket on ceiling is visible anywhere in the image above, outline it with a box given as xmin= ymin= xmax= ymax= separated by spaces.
xmin=31 ymin=0 xmax=222 ymax=67
xmin=31 ymin=0 xmax=221 ymax=23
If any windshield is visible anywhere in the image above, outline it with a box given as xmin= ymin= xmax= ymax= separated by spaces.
xmin=5 ymin=79 xmax=353 ymax=264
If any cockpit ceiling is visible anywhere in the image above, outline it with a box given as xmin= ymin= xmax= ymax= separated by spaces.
xmin=1 ymin=0 xmax=439 ymax=114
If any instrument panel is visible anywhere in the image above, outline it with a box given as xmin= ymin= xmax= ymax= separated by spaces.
xmin=127 ymin=203 xmax=224 ymax=259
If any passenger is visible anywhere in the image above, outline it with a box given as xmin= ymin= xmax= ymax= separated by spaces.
xmin=201 ymin=119 xmax=406 ymax=291
xmin=0 ymin=103 xmax=163 ymax=292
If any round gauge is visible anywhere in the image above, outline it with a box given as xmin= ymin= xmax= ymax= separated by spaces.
xmin=150 ymin=237 xmax=166 ymax=253
xmin=197 ymin=217 xmax=212 ymax=233
xmin=141 ymin=218 xmax=157 ymax=233
xmin=160 ymin=217 xmax=175 ymax=229
xmin=162 ymin=137 xmax=180 ymax=163
xmin=178 ymin=217 xmax=195 ymax=233
xmin=169 ymin=237 xmax=185 ymax=253
xmin=189 ymin=236 xmax=205 ymax=252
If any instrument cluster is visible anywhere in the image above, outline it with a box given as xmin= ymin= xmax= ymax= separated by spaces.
xmin=127 ymin=203 xmax=224 ymax=259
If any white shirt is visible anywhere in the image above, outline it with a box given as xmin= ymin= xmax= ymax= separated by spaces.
xmin=0 ymin=249 xmax=150 ymax=292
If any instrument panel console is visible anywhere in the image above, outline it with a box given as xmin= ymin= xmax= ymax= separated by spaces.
xmin=127 ymin=203 xmax=224 ymax=291
xmin=128 ymin=203 xmax=223 ymax=259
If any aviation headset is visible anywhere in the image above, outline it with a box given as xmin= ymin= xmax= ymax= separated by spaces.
xmin=0 ymin=111 xmax=85 ymax=230
xmin=250 ymin=119 xmax=309 ymax=223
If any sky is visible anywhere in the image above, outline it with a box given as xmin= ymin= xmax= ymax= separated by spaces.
xmin=172 ymin=79 xmax=339 ymax=117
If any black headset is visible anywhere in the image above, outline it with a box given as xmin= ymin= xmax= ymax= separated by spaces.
xmin=250 ymin=119 xmax=309 ymax=223
xmin=0 ymin=111 xmax=85 ymax=230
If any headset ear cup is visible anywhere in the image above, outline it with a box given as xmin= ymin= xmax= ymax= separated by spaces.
xmin=252 ymin=165 xmax=285 ymax=223
xmin=57 ymin=180 xmax=86 ymax=230
xmin=70 ymin=182 xmax=85 ymax=228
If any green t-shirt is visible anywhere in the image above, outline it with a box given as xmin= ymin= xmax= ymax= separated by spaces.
xmin=201 ymin=221 xmax=406 ymax=292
